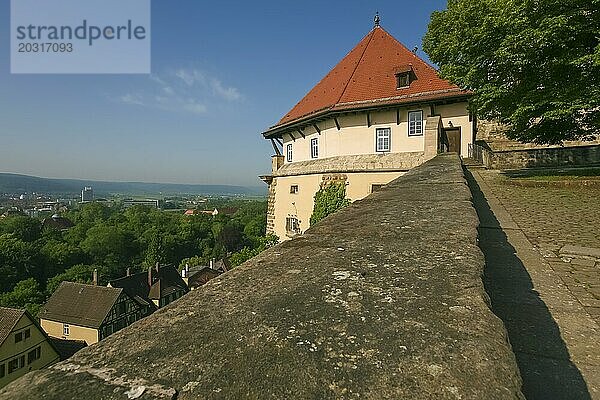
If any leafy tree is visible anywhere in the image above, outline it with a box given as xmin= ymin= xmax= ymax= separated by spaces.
xmin=310 ymin=183 xmax=351 ymax=226
xmin=80 ymin=224 xmax=139 ymax=269
xmin=423 ymin=0 xmax=600 ymax=144
xmin=178 ymin=255 xmax=206 ymax=270
xmin=46 ymin=264 xmax=105 ymax=295
xmin=41 ymin=239 xmax=87 ymax=278
xmin=0 ymin=234 xmax=39 ymax=292
xmin=0 ymin=216 xmax=42 ymax=242
xmin=0 ymin=278 xmax=45 ymax=316
xmin=144 ymin=229 xmax=165 ymax=267
xmin=218 ymin=221 xmax=245 ymax=252
xmin=229 ymin=235 xmax=278 ymax=267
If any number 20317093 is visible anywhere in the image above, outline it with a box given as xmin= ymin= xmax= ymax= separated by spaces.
xmin=18 ymin=43 xmax=73 ymax=52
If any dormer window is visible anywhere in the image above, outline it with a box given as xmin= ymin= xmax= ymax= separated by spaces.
xmin=395 ymin=66 xmax=414 ymax=89
xmin=396 ymin=72 xmax=411 ymax=88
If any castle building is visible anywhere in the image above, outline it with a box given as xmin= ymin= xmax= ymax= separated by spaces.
xmin=260 ymin=17 xmax=473 ymax=240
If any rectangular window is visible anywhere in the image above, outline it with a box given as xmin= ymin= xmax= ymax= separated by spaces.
xmin=290 ymin=185 xmax=299 ymax=194
xmin=371 ymin=184 xmax=384 ymax=193
xmin=286 ymin=143 xmax=293 ymax=162
xmin=8 ymin=359 xmax=19 ymax=374
xmin=14 ymin=332 xmax=22 ymax=343
xmin=27 ymin=346 xmax=41 ymax=364
xmin=24 ymin=328 xmax=30 ymax=339
xmin=408 ymin=110 xmax=423 ymax=136
xmin=0 ymin=364 xmax=5 ymax=378
xmin=311 ymin=137 xmax=318 ymax=158
xmin=375 ymin=128 xmax=391 ymax=152
xmin=285 ymin=216 xmax=300 ymax=234
xmin=63 ymin=323 xmax=70 ymax=336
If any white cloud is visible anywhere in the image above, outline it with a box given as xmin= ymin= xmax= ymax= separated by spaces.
xmin=116 ymin=68 xmax=242 ymax=115
xmin=119 ymin=94 xmax=145 ymax=106
xmin=210 ymin=78 xmax=242 ymax=101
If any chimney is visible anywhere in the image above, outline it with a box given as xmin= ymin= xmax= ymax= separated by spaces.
xmin=92 ymin=269 xmax=98 ymax=286
xmin=126 ymin=267 xmax=131 ymax=276
xmin=210 ymin=258 xmax=214 ymax=269
xmin=185 ymin=263 xmax=189 ymax=277
xmin=148 ymin=266 xmax=153 ymax=287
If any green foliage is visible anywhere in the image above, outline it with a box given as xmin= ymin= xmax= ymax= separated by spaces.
xmin=0 ymin=234 xmax=40 ymax=292
xmin=310 ymin=183 xmax=351 ymax=226
xmin=0 ymin=198 xmax=271 ymax=313
xmin=0 ymin=278 xmax=44 ymax=316
xmin=0 ymin=216 xmax=41 ymax=242
xmin=229 ymin=235 xmax=279 ymax=267
xmin=46 ymin=264 xmax=105 ymax=295
xmin=423 ymin=0 xmax=600 ymax=144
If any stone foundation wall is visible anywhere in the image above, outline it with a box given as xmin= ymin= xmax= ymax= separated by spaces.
xmin=488 ymin=145 xmax=600 ymax=169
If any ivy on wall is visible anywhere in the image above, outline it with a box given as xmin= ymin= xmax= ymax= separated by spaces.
xmin=310 ymin=183 xmax=350 ymax=226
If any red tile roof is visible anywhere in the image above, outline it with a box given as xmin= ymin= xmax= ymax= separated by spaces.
xmin=265 ymin=26 xmax=469 ymax=135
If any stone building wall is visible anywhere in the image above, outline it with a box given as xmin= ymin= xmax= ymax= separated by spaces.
xmin=265 ymin=178 xmax=277 ymax=235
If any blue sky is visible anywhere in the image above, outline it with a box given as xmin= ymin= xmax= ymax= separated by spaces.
xmin=0 ymin=0 xmax=447 ymax=186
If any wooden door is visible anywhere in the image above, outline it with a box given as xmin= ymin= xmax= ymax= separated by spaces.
xmin=445 ymin=129 xmax=461 ymax=155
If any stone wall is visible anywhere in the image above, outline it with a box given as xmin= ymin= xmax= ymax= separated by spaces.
xmin=486 ymin=145 xmax=600 ymax=169
xmin=265 ymin=177 xmax=277 ymax=235
xmin=274 ymin=152 xmax=427 ymax=177
xmin=1 ymin=154 xmax=524 ymax=400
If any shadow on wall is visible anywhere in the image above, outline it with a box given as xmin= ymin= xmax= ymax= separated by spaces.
xmin=464 ymin=168 xmax=591 ymax=400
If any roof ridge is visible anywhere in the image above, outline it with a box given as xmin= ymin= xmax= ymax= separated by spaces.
xmin=334 ymin=28 xmax=376 ymax=110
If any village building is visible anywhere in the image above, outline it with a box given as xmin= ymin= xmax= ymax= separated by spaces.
xmin=260 ymin=16 xmax=473 ymax=239
xmin=39 ymin=282 xmax=154 ymax=345
xmin=109 ymin=264 xmax=188 ymax=308
xmin=41 ymin=213 xmax=74 ymax=231
xmin=181 ymin=258 xmax=230 ymax=290
xmin=0 ymin=307 xmax=60 ymax=388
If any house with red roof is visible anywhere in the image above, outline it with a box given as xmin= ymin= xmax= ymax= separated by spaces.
xmin=260 ymin=15 xmax=473 ymax=239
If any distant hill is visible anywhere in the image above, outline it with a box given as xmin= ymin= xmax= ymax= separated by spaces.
xmin=0 ymin=173 xmax=266 ymax=197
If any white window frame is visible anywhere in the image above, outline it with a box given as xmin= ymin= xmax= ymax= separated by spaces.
xmin=375 ymin=128 xmax=391 ymax=152
xmin=290 ymin=185 xmax=299 ymax=194
xmin=310 ymin=137 xmax=319 ymax=159
xmin=63 ymin=323 xmax=70 ymax=336
xmin=408 ymin=110 xmax=424 ymax=136
xmin=286 ymin=143 xmax=293 ymax=162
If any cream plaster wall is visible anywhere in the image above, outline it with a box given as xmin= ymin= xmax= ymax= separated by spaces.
xmin=283 ymin=108 xmax=428 ymax=163
xmin=40 ymin=319 xmax=99 ymax=345
xmin=272 ymin=171 xmax=405 ymax=240
xmin=437 ymin=102 xmax=473 ymax=156
xmin=0 ymin=314 xmax=60 ymax=388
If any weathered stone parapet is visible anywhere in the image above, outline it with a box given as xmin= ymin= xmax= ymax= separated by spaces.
xmin=274 ymin=152 xmax=426 ymax=177
xmin=484 ymin=144 xmax=600 ymax=169
xmin=1 ymin=154 xmax=523 ymax=399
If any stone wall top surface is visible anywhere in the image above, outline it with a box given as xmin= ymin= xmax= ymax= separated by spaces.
xmin=274 ymin=152 xmax=426 ymax=177
xmin=1 ymin=154 xmax=523 ymax=400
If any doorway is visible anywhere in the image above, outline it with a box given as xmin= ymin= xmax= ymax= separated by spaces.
xmin=444 ymin=128 xmax=462 ymax=155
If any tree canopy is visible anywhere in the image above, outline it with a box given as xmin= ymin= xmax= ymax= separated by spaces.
xmin=0 ymin=199 xmax=272 ymax=315
xmin=423 ymin=0 xmax=600 ymax=144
